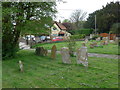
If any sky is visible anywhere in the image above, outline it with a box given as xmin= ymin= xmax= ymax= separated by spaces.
xmin=55 ymin=0 xmax=119 ymax=22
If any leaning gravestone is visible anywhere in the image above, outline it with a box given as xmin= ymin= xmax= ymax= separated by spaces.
xmin=76 ymin=43 xmax=88 ymax=67
xmin=61 ymin=47 xmax=71 ymax=64
xmin=51 ymin=45 xmax=57 ymax=59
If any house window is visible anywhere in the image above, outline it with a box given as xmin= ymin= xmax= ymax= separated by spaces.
xmin=53 ymin=27 xmax=57 ymax=30
xmin=58 ymin=34 xmax=64 ymax=36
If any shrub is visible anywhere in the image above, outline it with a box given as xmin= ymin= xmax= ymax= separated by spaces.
xmin=79 ymin=29 xmax=93 ymax=35
xmin=70 ymin=34 xmax=85 ymax=40
xmin=69 ymin=29 xmax=93 ymax=35
xmin=67 ymin=39 xmax=76 ymax=57
xmin=92 ymin=35 xmax=100 ymax=40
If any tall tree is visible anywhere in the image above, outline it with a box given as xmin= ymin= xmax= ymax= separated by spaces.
xmin=70 ymin=9 xmax=87 ymax=30
xmin=2 ymin=2 xmax=57 ymax=59
xmin=84 ymin=1 xmax=120 ymax=33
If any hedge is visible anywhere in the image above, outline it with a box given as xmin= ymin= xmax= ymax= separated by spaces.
xmin=70 ymin=34 xmax=85 ymax=40
xmin=69 ymin=29 xmax=93 ymax=35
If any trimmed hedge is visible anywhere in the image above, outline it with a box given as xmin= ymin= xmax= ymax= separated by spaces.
xmin=79 ymin=29 xmax=93 ymax=35
xmin=69 ymin=29 xmax=93 ymax=35
xmin=70 ymin=34 xmax=85 ymax=40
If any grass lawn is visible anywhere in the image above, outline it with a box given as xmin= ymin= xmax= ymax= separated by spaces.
xmin=33 ymin=40 xmax=119 ymax=55
xmin=2 ymin=50 xmax=118 ymax=88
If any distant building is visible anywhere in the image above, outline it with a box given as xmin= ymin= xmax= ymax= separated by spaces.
xmin=51 ymin=21 xmax=71 ymax=40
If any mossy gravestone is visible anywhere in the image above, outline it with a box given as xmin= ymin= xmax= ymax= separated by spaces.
xmin=76 ymin=43 xmax=88 ymax=67
xmin=61 ymin=47 xmax=71 ymax=64
xmin=35 ymin=47 xmax=48 ymax=56
xmin=51 ymin=45 xmax=57 ymax=59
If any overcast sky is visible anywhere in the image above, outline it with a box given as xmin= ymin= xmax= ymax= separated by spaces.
xmin=55 ymin=0 xmax=119 ymax=22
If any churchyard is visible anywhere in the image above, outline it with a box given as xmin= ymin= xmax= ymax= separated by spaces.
xmin=3 ymin=38 xmax=119 ymax=88
xmin=2 ymin=50 xmax=118 ymax=88
xmin=33 ymin=40 xmax=119 ymax=55
xmin=2 ymin=34 xmax=119 ymax=88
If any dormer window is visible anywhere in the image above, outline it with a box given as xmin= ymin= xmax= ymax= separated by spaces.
xmin=53 ymin=27 xmax=57 ymax=30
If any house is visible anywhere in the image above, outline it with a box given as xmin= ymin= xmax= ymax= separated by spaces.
xmin=50 ymin=21 xmax=71 ymax=40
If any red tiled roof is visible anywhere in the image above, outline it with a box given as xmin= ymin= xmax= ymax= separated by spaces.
xmin=54 ymin=21 xmax=67 ymax=30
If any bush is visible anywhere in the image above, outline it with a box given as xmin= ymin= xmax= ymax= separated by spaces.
xmin=67 ymin=39 xmax=76 ymax=57
xmin=70 ymin=34 xmax=85 ymax=40
xmin=69 ymin=29 xmax=93 ymax=35
xmin=79 ymin=29 xmax=93 ymax=35
xmin=92 ymin=35 xmax=100 ymax=40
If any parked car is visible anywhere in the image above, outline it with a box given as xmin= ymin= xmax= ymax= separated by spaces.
xmin=52 ymin=37 xmax=63 ymax=42
xmin=25 ymin=35 xmax=35 ymax=40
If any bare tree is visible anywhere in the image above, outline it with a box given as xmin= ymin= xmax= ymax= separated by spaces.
xmin=70 ymin=9 xmax=87 ymax=29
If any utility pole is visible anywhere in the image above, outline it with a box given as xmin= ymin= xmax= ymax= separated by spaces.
xmin=95 ymin=15 xmax=96 ymax=34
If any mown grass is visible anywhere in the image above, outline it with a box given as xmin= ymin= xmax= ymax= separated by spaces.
xmin=33 ymin=40 xmax=119 ymax=55
xmin=2 ymin=50 xmax=118 ymax=88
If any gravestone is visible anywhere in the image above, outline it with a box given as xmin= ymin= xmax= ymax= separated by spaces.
xmin=96 ymin=37 xmax=100 ymax=41
xmin=104 ymin=40 xmax=108 ymax=45
xmin=93 ymin=42 xmax=98 ymax=47
xmin=76 ymin=43 xmax=88 ymax=67
xmin=115 ymin=37 xmax=118 ymax=44
xmin=35 ymin=47 xmax=47 ymax=56
xmin=61 ymin=47 xmax=71 ymax=64
xmin=51 ymin=45 xmax=57 ymax=59
xmin=19 ymin=60 xmax=24 ymax=72
xmin=85 ymin=38 xmax=88 ymax=43
xmin=90 ymin=43 xmax=94 ymax=48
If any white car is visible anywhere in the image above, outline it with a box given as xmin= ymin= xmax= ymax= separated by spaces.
xmin=25 ymin=35 xmax=35 ymax=40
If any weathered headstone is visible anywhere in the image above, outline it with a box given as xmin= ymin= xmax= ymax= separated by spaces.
xmin=90 ymin=43 xmax=94 ymax=48
xmin=115 ymin=37 xmax=118 ymax=44
xmin=93 ymin=42 xmax=98 ymax=47
xmin=19 ymin=60 xmax=23 ymax=72
xmin=96 ymin=37 xmax=100 ymax=41
xmin=61 ymin=47 xmax=71 ymax=64
xmin=76 ymin=43 xmax=88 ymax=67
xmin=35 ymin=47 xmax=47 ymax=56
xmin=85 ymin=38 xmax=88 ymax=43
xmin=104 ymin=40 xmax=108 ymax=45
xmin=51 ymin=45 xmax=57 ymax=59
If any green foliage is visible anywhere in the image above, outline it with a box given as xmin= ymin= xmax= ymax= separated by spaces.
xmin=69 ymin=29 xmax=93 ymax=35
xmin=84 ymin=1 xmax=120 ymax=33
xmin=67 ymin=39 xmax=76 ymax=57
xmin=92 ymin=35 xmax=100 ymax=40
xmin=33 ymin=41 xmax=120 ymax=55
xmin=2 ymin=50 xmax=118 ymax=88
xmin=70 ymin=34 xmax=85 ymax=40
xmin=110 ymin=23 xmax=120 ymax=34
xmin=2 ymin=2 xmax=57 ymax=60
xmin=62 ymin=19 xmax=70 ymax=23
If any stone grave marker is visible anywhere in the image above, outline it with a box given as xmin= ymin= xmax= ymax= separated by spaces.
xmin=61 ymin=47 xmax=71 ymax=64
xmin=93 ymin=42 xmax=98 ymax=47
xmin=115 ymin=37 xmax=118 ymax=44
xmin=85 ymin=38 xmax=88 ymax=43
xmin=96 ymin=37 xmax=100 ymax=41
xmin=19 ymin=60 xmax=24 ymax=72
xmin=90 ymin=43 xmax=94 ymax=48
xmin=51 ymin=45 xmax=57 ymax=59
xmin=76 ymin=43 xmax=88 ymax=67
xmin=35 ymin=47 xmax=47 ymax=56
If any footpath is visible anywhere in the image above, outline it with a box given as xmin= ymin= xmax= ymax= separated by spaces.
xmin=19 ymin=42 xmax=120 ymax=59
